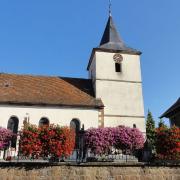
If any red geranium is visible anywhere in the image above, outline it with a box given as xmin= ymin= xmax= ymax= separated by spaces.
xmin=19 ymin=124 xmax=75 ymax=159
xmin=155 ymin=126 xmax=180 ymax=160
xmin=19 ymin=125 xmax=42 ymax=159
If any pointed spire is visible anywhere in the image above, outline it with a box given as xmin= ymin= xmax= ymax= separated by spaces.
xmin=98 ymin=15 xmax=141 ymax=54
xmin=109 ymin=0 xmax=112 ymax=16
xmin=99 ymin=15 xmax=123 ymax=48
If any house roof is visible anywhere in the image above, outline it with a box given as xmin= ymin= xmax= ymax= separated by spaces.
xmin=160 ymin=98 xmax=180 ymax=118
xmin=0 ymin=73 xmax=103 ymax=109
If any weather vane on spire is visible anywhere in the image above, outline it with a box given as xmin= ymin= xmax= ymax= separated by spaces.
xmin=109 ymin=0 xmax=112 ymax=16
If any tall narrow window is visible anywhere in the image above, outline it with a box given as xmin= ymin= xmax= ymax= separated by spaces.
xmin=7 ymin=116 xmax=19 ymax=148
xmin=70 ymin=119 xmax=80 ymax=149
xmin=39 ymin=117 xmax=49 ymax=127
xmin=115 ymin=63 xmax=121 ymax=72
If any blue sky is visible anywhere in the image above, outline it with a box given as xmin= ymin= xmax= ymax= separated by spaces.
xmin=0 ymin=0 xmax=179 ymax=125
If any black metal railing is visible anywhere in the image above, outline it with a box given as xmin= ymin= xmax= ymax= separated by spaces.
xmin=0 ymin=128 xmax=140 ymax=163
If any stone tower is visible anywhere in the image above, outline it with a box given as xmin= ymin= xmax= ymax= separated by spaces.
xmin=87 ymin=15 xmax=145 ymax=133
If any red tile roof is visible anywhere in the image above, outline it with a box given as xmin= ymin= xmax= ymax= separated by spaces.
xmin=0 ymin=73 xmax=103 ymax=108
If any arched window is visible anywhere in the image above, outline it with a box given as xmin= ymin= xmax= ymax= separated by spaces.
xmin=39 ymin=117 xmax=49 ymax=127
xmin=7 ymin=116 xmax=19 ymax=148
xmin=70 ymin=119 xmax=80 ymax=149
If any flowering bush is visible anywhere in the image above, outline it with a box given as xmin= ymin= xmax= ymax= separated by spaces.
xmin=39 ymin=125 xmax=75 ymax=158
xmin=114 ymin=126 xmax=144 ymax=151
xmin=85 ymin=128 xmax=115 ymax=154
xmin=19 ymin=125 xmax=42 ymax=158
xmin=61 ymin=127 xmax=76 ymax=157
xmin=155 ymin=126 xmax=180 ymax=160
xmin=0 ymin=128 xmax=14 ymax=150
xmin=19 ymin=124 xmax=75 ymax=159
xmin=85 ymin=126 xmax=145 ymax=155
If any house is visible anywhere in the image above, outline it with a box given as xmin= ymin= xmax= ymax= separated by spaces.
xmin=160 ymin=98 xmax=180 ymax=127
xmin=0 ymin=14 xmax=146 ymax=151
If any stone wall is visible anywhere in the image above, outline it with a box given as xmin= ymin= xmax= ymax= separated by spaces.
xmin=0 ymin=162 xmax=179 ymax=180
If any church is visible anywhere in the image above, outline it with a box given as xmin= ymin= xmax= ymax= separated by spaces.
xmin=0 ymin=14 xmax=146 ymax=146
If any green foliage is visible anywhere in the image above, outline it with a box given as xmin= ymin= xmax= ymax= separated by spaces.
xmin=146 ymin=110 xmax=156 ymax=150
xmin=158 ymin=118 xmax=168 ymax=128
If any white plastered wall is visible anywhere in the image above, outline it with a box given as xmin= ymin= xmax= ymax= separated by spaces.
xmin=95 ymin=52 xmax=142 ymax=82
xmin=88 ymin=56 xmax=96 ymax=92
xmin=88 ymin=56 xmax=96 ymax=81
xmin=89 ymin=51 xmax=146 ymax=133
xmin=104 ymin=117 xmax=146 ymax=133
xmin=95 ymin=80 xmax=144 ymax=116
xmin=0 ymin=105 xmax=99 ymax=130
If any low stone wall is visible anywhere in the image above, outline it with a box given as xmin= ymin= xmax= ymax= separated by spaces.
xmin=0 ymin=162 xmax=180 ymax=180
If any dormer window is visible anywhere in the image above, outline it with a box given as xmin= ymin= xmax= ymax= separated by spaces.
xmin=115 ymin=62 xmax=122 ymax=72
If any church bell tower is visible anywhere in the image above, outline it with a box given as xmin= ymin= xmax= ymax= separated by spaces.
xmin=87 ymin=14 xmax=146 ymax=133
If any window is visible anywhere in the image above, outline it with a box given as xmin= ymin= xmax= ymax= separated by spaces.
xmin=39 ymin=117 xmax=49 ymax=127
xmin=115 ymin=63 xmax=122 ymax=72
xmin=7 ymin=116 xmax=19 ymax=148
xmin=133 ymin=124 xmax=137 ymax=128
xmin=70 ymin=119 xmax=80 ymax=149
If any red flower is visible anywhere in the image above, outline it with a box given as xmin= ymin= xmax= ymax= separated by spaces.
xmin=19 ymin=124 xmax=75 ymax=159
xmin=155 ymin=126 xmax=180 ymax=160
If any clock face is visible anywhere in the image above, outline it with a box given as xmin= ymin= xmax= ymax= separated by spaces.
xmin=113 ymin=53 xmax=123 ymax=63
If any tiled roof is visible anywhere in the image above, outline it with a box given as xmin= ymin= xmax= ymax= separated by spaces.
xmin=0 ymin=73 xmax=103 ymax=108
xmin=160 ymin=98 xmax=180 ymax=118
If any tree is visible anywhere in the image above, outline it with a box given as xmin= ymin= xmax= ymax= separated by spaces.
xmin=146 ymin=110 xmax=156 ymax=150
xmin=158 ymin=118 xmax=168 ymax=128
